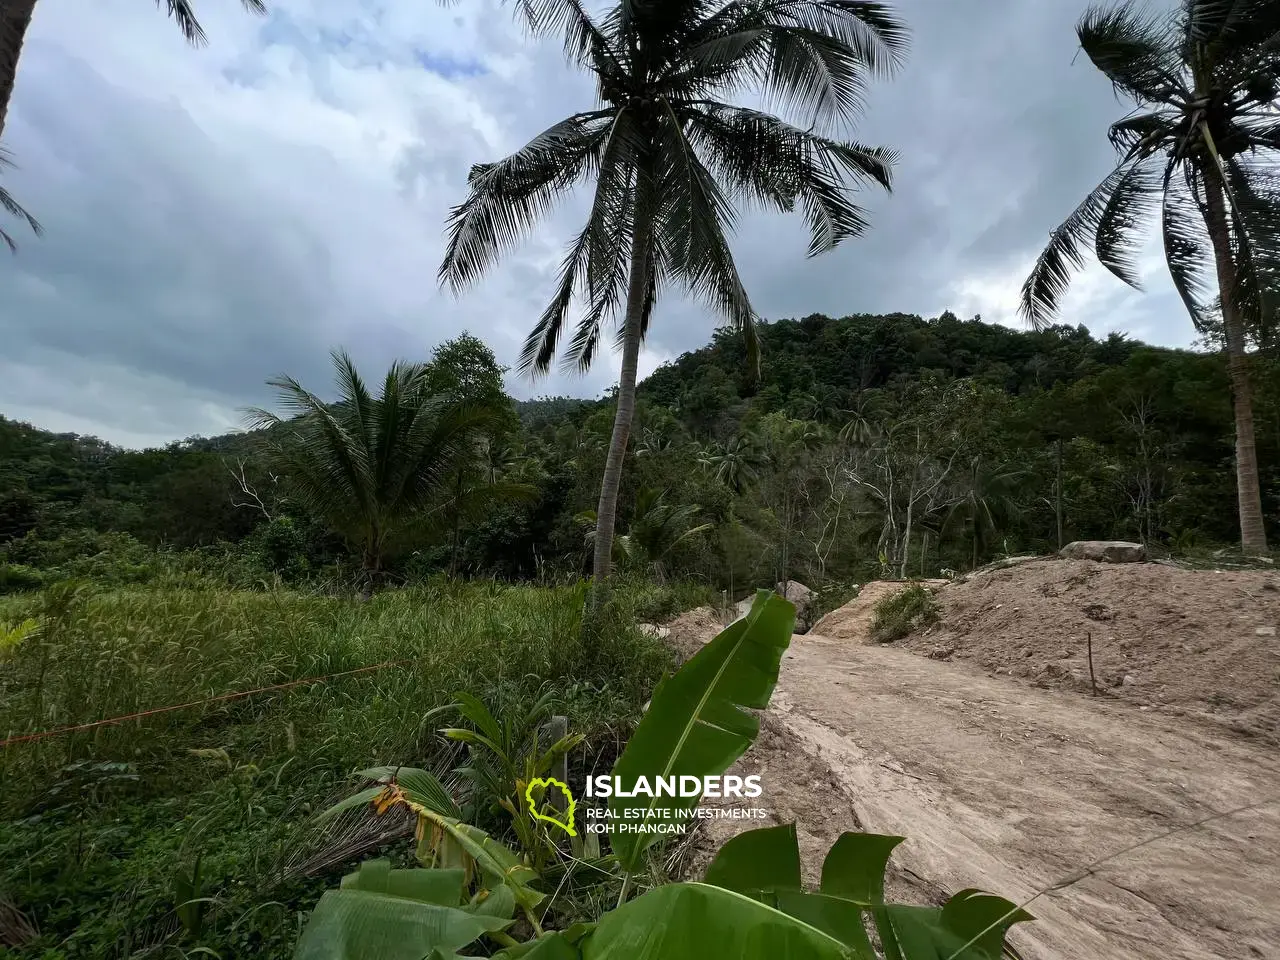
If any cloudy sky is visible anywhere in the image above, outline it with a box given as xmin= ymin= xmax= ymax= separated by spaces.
xmin=1 ymin=0 xmax=1186 ymax=448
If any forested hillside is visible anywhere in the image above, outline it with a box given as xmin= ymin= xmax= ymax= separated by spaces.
xmin=3 ymin=313 xmax=1275 ymax=597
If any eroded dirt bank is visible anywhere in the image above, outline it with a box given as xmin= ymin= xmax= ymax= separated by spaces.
xmin=898 ymin=559 xmax=1280 ymax=743
xmin=667 ymin=595 xmax=1280 ymax=960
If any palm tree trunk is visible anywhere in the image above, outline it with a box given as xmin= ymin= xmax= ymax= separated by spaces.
xmin=0 ymin=0 xmax=37 ymax=143
xmin=590 ymin=198 xmax=653 ymax=603
xmin=1202 ymin=170 xmax=1269 ymax=554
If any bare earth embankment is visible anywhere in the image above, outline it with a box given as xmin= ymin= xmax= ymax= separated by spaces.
xmin=666 ymin=560 xmax=1280 ymax=960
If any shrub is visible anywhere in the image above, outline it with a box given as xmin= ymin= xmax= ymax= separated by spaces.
xmin=610 ymin=577 xmax=718 ymax=623
xmin=0 ymin=563 xmax=43 ymax=595
xmin=869 ymin=583 xmax=940 ymax=643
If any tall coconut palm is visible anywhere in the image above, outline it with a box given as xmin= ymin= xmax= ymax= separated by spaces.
xmin=0 ymin=146 xmax=38 ymax=250
xmin=244 ymin=349 xmax=523 ymax=594
xmin=699 ymin=433 xmax=765 ymax=494
xmin=1020 ymin=0 xmax=1279 ymax=553
xmin=0 ymin=0 xmax=267 ymax=145
xmin=439 ymin=0 xmax=907 ymax=600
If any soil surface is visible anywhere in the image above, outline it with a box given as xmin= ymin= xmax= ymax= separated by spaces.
xmin=898 ymin=559 xmax=1280 ymax=744
xmin=809 ymin=579 xmax=948 ymax=643
xmin=665 ymin=567 xmax=1280 ymax=960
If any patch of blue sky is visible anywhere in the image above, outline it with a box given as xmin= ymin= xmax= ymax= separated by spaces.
xmin=413 ymin=49 xmax=486 ymax=79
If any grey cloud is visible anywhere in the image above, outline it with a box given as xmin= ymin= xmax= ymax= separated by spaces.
xmin=0 ymin=0 xmax=1191 ymax=448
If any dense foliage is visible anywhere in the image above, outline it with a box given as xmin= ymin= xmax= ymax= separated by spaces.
xmin=2 ymin=313 xmax=1275 ymax=602
xmin=1020 ymin=0 xmax=1280 ymax=553
xmin=289 ymin=592 xmax=1031 ymax=960
xmin=0 ymin=579 xmax=676 ymax=958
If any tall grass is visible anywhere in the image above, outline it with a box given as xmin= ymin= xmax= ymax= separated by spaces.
xmin=0 ymin=578 xmax=671 ymax=959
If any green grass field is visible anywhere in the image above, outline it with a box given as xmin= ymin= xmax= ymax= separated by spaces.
xmin=0 ymin=580 xmax=675 ymax=959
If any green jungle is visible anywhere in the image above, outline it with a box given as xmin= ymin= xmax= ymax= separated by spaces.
xmin=2 ymin=0 xmax=1279 ymax=957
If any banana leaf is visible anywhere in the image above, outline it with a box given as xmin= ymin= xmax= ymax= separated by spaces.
xmin=293 ymin=887 xmax=509 ymax=960
xmin=608 ymin=589 xmax=795 ymax=873
xmin=581 ymin=882 xmax=848 ymax=958
xmin=702 ymin=825 xmax=1032 ymax=960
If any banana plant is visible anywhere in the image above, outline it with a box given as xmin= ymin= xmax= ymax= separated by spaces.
xmin=293 ymin=591 xmax=1032 ymax=959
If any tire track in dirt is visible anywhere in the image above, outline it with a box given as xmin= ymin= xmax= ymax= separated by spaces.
xmin=670 ymin=613 xmax=1280 ymax=960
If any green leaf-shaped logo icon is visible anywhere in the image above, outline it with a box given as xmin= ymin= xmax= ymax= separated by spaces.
xmin=524 ymin=777 xmax=577 ymax=836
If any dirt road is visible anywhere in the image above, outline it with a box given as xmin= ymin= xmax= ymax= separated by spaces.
xmin=675 ymin=618 xmax=1280 ymax=960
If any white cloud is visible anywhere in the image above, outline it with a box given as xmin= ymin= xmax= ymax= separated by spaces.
xmin=0 ymin=0 xmax=1199 ymax=448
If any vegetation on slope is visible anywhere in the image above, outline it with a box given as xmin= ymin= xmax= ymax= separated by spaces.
xmin=0 ymin=579 xmax=672 ymax=958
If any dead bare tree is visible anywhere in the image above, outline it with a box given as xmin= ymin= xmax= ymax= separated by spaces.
xmin=225 ymin=457 xmax=276 ymax=521
xmin=845 ymin=423 xmax=961 ymax=579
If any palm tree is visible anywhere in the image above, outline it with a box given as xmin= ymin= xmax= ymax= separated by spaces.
xmin=699 ymin=433 xmax=764 ymax=494
xmin=0 ymin=0 xmax=267 ymax=144
xmin=579 ymin=488 xmax=713 ymax=582
xmin=837 ymin=388 xmax=886 ymax=446
xmin=1020 ymin=0 xmax=1277 ymax=553
xmin=439 ymin=0 xmax=907 ymax=600
xmin=0 ymin=146 xmax=38 ymax=250
xmin=944 ymin=456 xmax=1025 ymax=571
xmin=244 ymin=349 xmax=519 ymax=595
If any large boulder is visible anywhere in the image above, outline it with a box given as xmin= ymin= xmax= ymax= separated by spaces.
xmin=732 ymin=580 xmax=817 ymax=632
xmin=1058 ymin=540 xmax=1146 ymax=563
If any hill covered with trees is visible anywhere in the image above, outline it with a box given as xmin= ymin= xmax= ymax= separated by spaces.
xmin=2 ymin=312 xmax=1275 ymax=597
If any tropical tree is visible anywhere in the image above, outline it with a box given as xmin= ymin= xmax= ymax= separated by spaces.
xmin=698 ymin=433 xmax=764 ymax=494
xmin=1020 ymin=0 xmax=1278 ymax=553
xmin=245 ymin=349 xmax=519 ymax=594
xmin=438 ymin=0 xmax=908 ymax=601
xmin=0 ymin=146 xmax=38 ymax=250
xmin=0 ymin=0 xmax=267 ymax=145
xmin=944 ymin=455 xmax=1025 ymax=570
xmin=578 ymin=487 xmax=713 ymax=582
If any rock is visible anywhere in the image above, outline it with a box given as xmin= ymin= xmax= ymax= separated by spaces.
xmin=1256 ymin=626 xmax=1277 ymax=637
xmin=1059 ymin=540 xmax=1146 ymax=563
xmin=732 ymin=582 xmax=816 ymax=632
xmin=775 ymin=580 xmax=816 ymax=633
xmin=1122 ymin=674 xmax=1138 ymax=687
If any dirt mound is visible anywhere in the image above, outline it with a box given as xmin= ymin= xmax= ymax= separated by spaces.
xmin=809 ymin=579 xmax=948 ymax=643
xmin=899 ymin=558 xmax=1280 ymax=742
xmin=662 ymin=605 xmax=725 ymax=659
xmin=659 ymin=601 xmax=1280 ymax=959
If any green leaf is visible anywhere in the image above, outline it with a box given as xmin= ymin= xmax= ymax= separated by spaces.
xmin=494 ymin=924 xmax=593 ymax=959
xmin=580 ymin=882 xmax=848 ymax=959
xmin=703 ymin=823 xmax=802 ymax=896
xmin=608 ymin=589 xmax=794 ymax=873
xmin=820 ymin=832 xmax=907 ymax=960
xmin=339 ymin=860 xmax=466 ymax=907
xmin=352 ymin=766 xmax=463 ymax=820
xmin=293 ymin=889 xmax=509 ymax=960
xmin=938 ymin=889 xmax=1034 ymax=959
xmin=316 ymin=786 xmax=386 ymax=823
xmin=466 ymin=883 xmax=516 ymax=920
xmin=820 ymin=832 xmax=904 ymax=902
xmin=413 ymin=810 xmax=545 ymax=913
xmin=771 ymin=890 xmax=875 ymax=956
